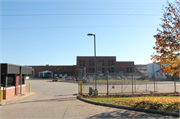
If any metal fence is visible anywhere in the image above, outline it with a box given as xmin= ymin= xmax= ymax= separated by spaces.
xmin=78 ymin=72 xmax=179 ymax=96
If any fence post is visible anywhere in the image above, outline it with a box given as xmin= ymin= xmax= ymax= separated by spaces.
xmin=79 ymin=81 xmax=83 ymax=95
xmin=156 ymin=77 xmax=158 ymax=92
xmin=174 ymin=75 xmax=176 ymax=93
xmin=146 ymin=81 xmax=147 ymax=93
xmin=132 ymin=73 xmax=133 ymax=94
xmin=121 ymin=76 xmax=123 ymax=93
xmin=107 ymin=71 xmax=109 ymax=96
xmin=134 ymin=73 xmax=136 ymax=93
xmin=154 ymin=73 xmax=155 ymax=94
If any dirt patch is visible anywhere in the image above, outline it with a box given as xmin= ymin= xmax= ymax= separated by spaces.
xmin=82 ymin=92 xmax=180 ymax=98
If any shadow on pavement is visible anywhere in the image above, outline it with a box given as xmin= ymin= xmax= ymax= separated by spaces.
xmin=54 ymin=94 xmax=77 ymax=97
xmin=26 ymin=79 xmax=51 ymax=80
xmin=85 ymin=110 xmax=168 ymax=119
xmin=15 ymin=97 xmax=77 ymax=104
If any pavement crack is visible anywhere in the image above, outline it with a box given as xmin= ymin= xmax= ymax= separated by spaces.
xmin=61 ymin=97 xmax=69 ymax=119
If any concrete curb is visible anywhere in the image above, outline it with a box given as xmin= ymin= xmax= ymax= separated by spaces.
xmin=77 ymin=96 xmax=179 ymax=117
xmin=0 ymin=92 xmax=34 ymax=106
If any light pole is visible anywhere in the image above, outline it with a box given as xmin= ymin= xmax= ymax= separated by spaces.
xmin=87 ymin=33 xmax=98 ymax=95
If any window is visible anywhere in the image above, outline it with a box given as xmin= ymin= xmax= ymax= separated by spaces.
xmin=99 ymin=60 xmax=101 ymax=63
xmin=112 ymin=60 xmax=114 ymax=66
xmin=141 ymin=67 xmax=147 ymax=70
xmin=79 ymin=60 xmax=82 ymax=66
xmin=93 ymin=68 xmax=95 ymax=73
xmin=19 ymin=74 xmax=25 ymax=85
xmin=102 ymin=68 xmax=105 ymax=73
xmin=130 ymin=67 xmax=132 ymax=73
xmin=7 ymin=74 xmax=15 ymax=87
xmin=112 ymin=67 xmax=114 ymax=73
xmin=83 ymin=60 xmax=85 ymax=66
xmin=127 ymin=67 xmax=129 ymax=73
xmin=93 ymin=60 xmax=94 ymax=66
xmin=108 ymin=60 xmax=110 ymax=66
xmin=89 ymin=68 xmax=91 ymax=73
xmin=89 ymin=60 xmax=91 ymax=66
xmin=1 ymin=74 xmax=5 ymax=87
xmin=108 ymin=68 xmax=111 ymax=73
xmin=102 ymin=60 xmax=104 ymax=66
xmin=22 ymin=75 xmax=25 ymax=84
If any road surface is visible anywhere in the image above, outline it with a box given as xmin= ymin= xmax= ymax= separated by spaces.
xmin=0 ymin=78 xmax=177 ymax=119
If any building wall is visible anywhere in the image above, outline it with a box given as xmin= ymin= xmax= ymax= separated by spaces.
xmin=3 ymin=85 xmax=26 ymax=99
xmin=77 ymin=56 xmax=117 ymax=73
xmin=29 ymin=56 xmax=135 ymax=77
xmin=115 ymin=62 xmax=134 ymax=73
xmin=147 ymin=63 xmax=167 ymax=78
xmin=15 ymin=75 xmax=19 ymax=95
xmin=135 ymin=65 xmax=147 ymax=71
xmin=147 ymin=63 xmax=161 ymax=74
xmin=76 ymin=56 xmax=134 ymax=73
xmin=3 ymin=86 xmax=15 ymax=99
xmin=17 ymin=85 xmax=26 ymax=94
xmin=30 ymin=65 xmax=76 ymax=77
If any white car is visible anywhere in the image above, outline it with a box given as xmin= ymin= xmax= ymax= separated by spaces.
xmin=116 ymin=76 xmax=120 ymax=79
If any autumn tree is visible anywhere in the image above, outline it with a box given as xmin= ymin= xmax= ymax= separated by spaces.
xmin=152 ymin=0 xmax=180 ymax=77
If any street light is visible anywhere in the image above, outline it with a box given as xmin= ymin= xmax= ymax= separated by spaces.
xmin=87 ymin=33 xmax=98 ymax=95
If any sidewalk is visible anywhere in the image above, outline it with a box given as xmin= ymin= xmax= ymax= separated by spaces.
xmin=0 ymin=92 xmax=34 ymax=106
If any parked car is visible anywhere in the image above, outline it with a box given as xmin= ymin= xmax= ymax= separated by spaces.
xmin=64 ymin=73 xmax=68 ymax=78
xmin=67 ymin=76 xmax=72 ymax=80
xmin=116 ymin=76 xmax=120 ymax=79
xmin=52 ymin=77 xmax=60 ymax=82
xmin=98 ymin=73 xmax=104 ymax=77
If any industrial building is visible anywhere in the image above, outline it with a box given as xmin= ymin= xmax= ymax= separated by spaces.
xmin=30 ymin=56 xmax=134 ymax=78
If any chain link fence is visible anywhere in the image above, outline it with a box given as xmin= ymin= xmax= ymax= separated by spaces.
xmin=78 ymin=72 xmax=179 ymax=95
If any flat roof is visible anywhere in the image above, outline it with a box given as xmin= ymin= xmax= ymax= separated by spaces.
xmin=0 ymin=63 xmax=20 ymax=66
xmin=1 ymin=63 xmax=32 ymax=74
xmin=28 ymin=65 xmax=76 ymax=66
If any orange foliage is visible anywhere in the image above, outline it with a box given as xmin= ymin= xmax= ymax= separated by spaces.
xmin=152 ymin=1 xmax=180 ymax=77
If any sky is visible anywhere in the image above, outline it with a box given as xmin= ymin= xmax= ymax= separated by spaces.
xmin=0 ymin=0 xmax=175 ymax=66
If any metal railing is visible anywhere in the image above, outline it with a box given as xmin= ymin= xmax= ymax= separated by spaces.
xmin=78 ymin=72 xmax=179 ymax=95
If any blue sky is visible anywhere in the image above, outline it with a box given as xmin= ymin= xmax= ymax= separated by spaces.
xmin=0 ymin=0 xmax=175 ymax=66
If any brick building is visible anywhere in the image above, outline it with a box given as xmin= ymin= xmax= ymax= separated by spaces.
xmin=76 ymin=56 xmax=134 ymax=74
xmin=30 ymin=65 xmax=76 ymax=78
xmin=30 ymin=56 xmax=134 ymax=77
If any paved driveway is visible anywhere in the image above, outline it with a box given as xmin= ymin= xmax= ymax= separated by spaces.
xmin=0 ymin=78 xmax=177 ymax=119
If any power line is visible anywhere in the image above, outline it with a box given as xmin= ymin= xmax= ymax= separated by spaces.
xmin=2 ymin=8 xmax=161 ymax=11
xmin=1 ymin=13 xmax=161 ymax=16
xmin=2 ymin=25 xmax=157 ymax=29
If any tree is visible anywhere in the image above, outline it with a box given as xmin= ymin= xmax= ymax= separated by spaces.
xmin=152 ymin=0 xmax=180 ymax=77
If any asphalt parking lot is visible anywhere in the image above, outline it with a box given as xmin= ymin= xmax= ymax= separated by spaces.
xmin=0 ymin=78 xmax=177 ymax=119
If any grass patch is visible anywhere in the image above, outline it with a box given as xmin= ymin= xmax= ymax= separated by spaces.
xmin=86 ymin=96 xmax=180 ymax=112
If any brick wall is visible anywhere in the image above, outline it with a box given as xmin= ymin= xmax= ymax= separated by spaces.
xmin=3 ymin=85 xmax=26 ymax=99
xmin=3 ymin=87 xmax=15 ymax=99
xmin=17 ymin=85 xmax=26 ymax=94
xmin=30 ymin=65 xmax=76 ymax=77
